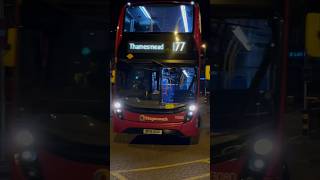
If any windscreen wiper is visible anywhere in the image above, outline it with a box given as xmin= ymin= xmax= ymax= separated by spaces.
xmin=186 ymin=75 xmax=196 ymax=94
xmin=151 ymin=59 xmax=167 ymax=68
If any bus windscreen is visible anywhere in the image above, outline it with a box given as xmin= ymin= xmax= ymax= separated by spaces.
xmin=116 ymin=64 xmax=197 ymax=106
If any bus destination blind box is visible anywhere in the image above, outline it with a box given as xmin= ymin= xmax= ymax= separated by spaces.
xmin=128 ymin=42 xmax=165 ymax=53
xmin=127 ymin=41 xmax=187 ymax=54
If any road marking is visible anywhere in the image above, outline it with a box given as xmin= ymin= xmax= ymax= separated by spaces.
xmin=112 ymin=158 xmax=209 ymax=173
xmin=184 ymin=173 xmax=210 ymax=180
xmin=110 ymin=172 xmax=128 ymax=180
xmin=110 ymin=158 xmax=210 ymax=180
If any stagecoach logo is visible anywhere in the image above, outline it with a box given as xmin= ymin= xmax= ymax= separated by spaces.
xmin=139 ymin=115 xmax=169 ymax=122
xmin=128 ymin=42 xmax=165 ymax=53
xmin=93 ymin=169 xmax=109 ymax=180
xmin=175 ymin=116 xmax=184 ymax=120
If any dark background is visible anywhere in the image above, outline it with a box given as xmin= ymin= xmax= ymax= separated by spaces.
xmin=7 ymin=0 xmax=315 ymax=111
xmin=1 ymin=0 xmax=320 ymax=179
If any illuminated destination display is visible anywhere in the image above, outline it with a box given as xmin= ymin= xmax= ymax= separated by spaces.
xmin=128 ymin=42 xmax=165 ymax=53
xmin=172 ymin=41 xmax=186 ymax=53
xmin=129 ymin=43 xmax=164 ymax=50
xmin=127 ymin=41 xmax=187 ymax=54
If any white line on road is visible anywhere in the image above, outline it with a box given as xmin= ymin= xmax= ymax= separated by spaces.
xmin=110 ymin=172 xmax=128 ymax=180
xmin=110 ymin=158 xmax=210 ymax=180
xmin=184 ymin=173 xmax=210 ymax=180
xmin=112 ymin=158 xmax=210 ymax=173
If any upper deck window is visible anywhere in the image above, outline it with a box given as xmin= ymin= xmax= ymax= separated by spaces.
xmin=124 ymin=4 xmax=194 ymax=33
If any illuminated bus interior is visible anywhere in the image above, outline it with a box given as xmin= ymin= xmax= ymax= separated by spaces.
xmin=116 ymin=63 xmax=197 ymax=106
xmin=124 ymin=4 xmax=194 ymax=33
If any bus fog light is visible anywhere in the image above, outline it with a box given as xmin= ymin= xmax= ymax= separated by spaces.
xmin=185 ymin=111 xmax=193 ymax=121
xmin=21 ymin=151 xmax=37 ymax=162
xmin=253 ymin=159 xmax=265 ymax=169
xmin=115 ymin=111 xmax=124 ymax=119
xmin=248 ymin=158 xmax=266 ymax=172
xmin=254 ymin=138 xmax=273 ymax=155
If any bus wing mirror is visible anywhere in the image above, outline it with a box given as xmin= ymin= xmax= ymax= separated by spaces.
xmin=111 ymin=70 xmax=116 ymax=84
xmin=3 ymin=28 xmax=17 ymax=67
xmin=205 ymin=65 xmax=210 ymax=80
xmin=306 ymin=13 xmax=320 ymax=58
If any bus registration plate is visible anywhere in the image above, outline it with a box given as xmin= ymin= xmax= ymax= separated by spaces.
xmin=143 ymin=129 xmax=162 ymax=135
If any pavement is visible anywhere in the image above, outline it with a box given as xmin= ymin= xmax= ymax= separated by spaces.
xmin=0 ymin=134 xmax=10 ymax=180
xmin=285 ymin=106 xmax=320 ymax=180
xmin=0 ymin=160 xmax=9 ymax=180
xmin=110 ymin=97 xmax=210 ymax=180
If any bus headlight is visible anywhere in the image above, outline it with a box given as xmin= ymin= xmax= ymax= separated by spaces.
xmin=113 ymin=101 xmax=124 ymax=119
xmin=15 ymin=130 xmax=34 ymax=147
xmin=188 ymin=104 xmax=197 ymax=111
xmin=253 ymin=138 xmax=273 ymax=156
xmin=185 ymin=104 xmax=197 ymax=121
xmin=113 ymin=101 xmax=122 ymax=109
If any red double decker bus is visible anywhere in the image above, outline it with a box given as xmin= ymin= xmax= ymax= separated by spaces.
xmin=112 ymin=0 xmax=204 ymax=143
xmin=210 ymin=0 xmax=289 ymax=179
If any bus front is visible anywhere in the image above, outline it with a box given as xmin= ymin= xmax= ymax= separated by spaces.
xmin=112 ymin=1 xmax=202 ymax=142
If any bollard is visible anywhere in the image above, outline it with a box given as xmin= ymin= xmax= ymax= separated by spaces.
xmin=302 ymin=110 xmax=310 ymax=136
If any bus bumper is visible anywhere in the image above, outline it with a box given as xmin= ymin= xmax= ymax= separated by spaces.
xmin=112 ymin=116 xmax=199 ymax=137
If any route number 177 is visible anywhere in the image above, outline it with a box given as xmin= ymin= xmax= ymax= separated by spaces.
xmin=172 ymin=42 xmax=186 ymax=52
